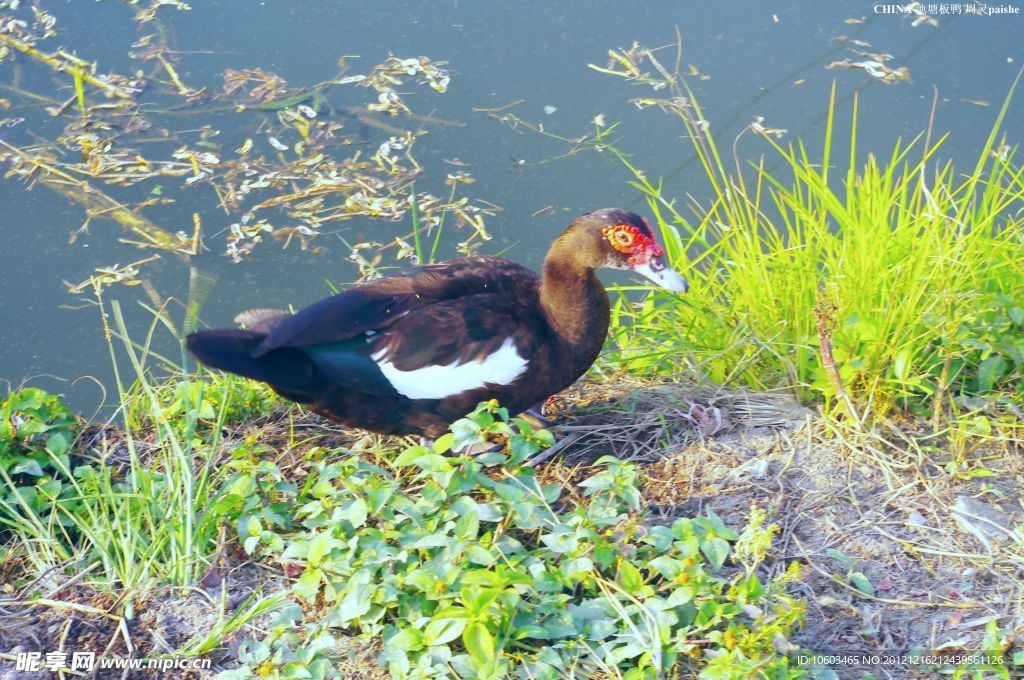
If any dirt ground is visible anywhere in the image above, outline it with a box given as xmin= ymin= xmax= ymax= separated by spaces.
xmin=547 ymin=378 xmax=1024 ymax=679
xmin=2 ymin=377 xmax=1022 ymax=679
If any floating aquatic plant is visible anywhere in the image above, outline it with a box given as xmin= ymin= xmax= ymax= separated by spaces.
xmin=0 ymin=1 xmax=495 ymax=294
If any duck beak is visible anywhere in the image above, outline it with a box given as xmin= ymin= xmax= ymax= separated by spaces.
xmin=631 ymin=256 xmax=688 ymax=293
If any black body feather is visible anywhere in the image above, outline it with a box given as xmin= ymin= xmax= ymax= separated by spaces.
xmin=187 ymin=210 xmax=673 ymax=437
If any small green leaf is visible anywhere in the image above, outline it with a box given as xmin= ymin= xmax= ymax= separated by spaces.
xmin=508 ymin=435 xmax=540 ymax=462
xmin=465 ymin=544 xmax=496 ymax=565
xmin=665 ymin=585 xmax=694 ymax=607
xmin=451 ymin=418 xmax=485 ymax=451
xmin=307 ymin=533 xmax=329 ymax=565
xmin=594 ymin=543 xmax=614 ymax=567
xmin=465 ymin=588 xmax=499 ymax=616
xmin=702 ymin=509 xmax=739 ymax=540
xmin=515 ymin=624 xmax=551 ymax=640
xmin=469 ymin=406 xmax=496 ymax=427
xmin=648 ymin=556 xmax=684 ymax=580
xmin=491 ymin=482 xmax=525 ymax=504
xmin=432 ymin=604 xmax=471 ymax=619
xmin=243 ymin=515 xmax=261 ymax=538
xmin=606 ymin=641 xmax=645 ymax=664
xmin=45 ymin=431 xmax=69 ymax=456
xmin=242 ymin=535 xmax=261 ymax=555
xmin=463 ymin=621 xmax=496 ymax=667
xmin=393 ymin=445 xmax=432 ymax=467
xmin=11 ymin=459 xmax=44 ymax=476
xmin=412 ymin=454 xmax=456 ymax=472
xmin=476 ymin=451 xmax=508 ymax=465
xmin=406 ymin=533 xmax=452 ymax=549
xmin=578 ymin=471 xmax=615 ymax=493
xmin=849 ymin=571 xmax=875 ymax=597
xmin=742 ymin=574 xmax=764 ymax=599
xmin=455 ymin=508 xmax=480 ymax=541
xmin=337 ymin=580 xmax=372 ymax=622
xmin=700 ymin=537 xmax=731 ymax=569
xmin=618 ymin=561 xmax=644 ymax=591
xmin=387 ymin=626 xmax=424 ymax=652
xmin=338 ymin=497 xmax=368 ymax=528
xmin=540 ymin=529 xmax=578 ymax=554
xmin=563 ymin=557 xmax=594 ymax=579
xmin=311 ymin=479 xmax=334 ymax=498
xmin=424 ymin=617 xmax=466 ymax=646
xmin=433 ymin=432 xmax=454 ymax=453
xmin=535 ymin=429 xmax=555 ymax=446
xmin=294 ymin=567 xmax=322 ymax=602
xmin=387 ymin=649 xmax=410 ymax=677
xmin=540 ymin=483 xmax=562 ymax=504
xmin=825 ymin=548 xmax=853 ymax=566
xmin=196 ymin=400 xmax=216 ymax=420
xmin=281 ymin=539 xmax=309 ymax=560
xmin=977 ymin=356 xmax=1006 ymax=392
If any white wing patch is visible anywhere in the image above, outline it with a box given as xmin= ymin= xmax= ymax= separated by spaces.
xmin=372 ymin=338 xmax=528 ymax=400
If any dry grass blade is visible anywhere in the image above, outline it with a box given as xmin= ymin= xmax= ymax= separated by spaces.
xmin=545 ymin=376 xmax=811 ymax=464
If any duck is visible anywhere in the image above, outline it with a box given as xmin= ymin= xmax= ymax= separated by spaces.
xmin=186 ymin=208 xmax=687 ymax=437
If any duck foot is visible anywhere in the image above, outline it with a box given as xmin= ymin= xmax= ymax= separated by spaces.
xmin=518 ymin=402 xmax=555 ymax=430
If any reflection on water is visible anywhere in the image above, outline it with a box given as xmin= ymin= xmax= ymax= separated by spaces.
xmin=1 ymin=1 xmax=1021 ymax=414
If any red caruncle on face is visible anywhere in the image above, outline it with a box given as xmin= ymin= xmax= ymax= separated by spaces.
xmin=601 ymin=223 xmax=664 ymax=265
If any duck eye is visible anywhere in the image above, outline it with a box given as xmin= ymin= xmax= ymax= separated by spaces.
xmin=602 ymin=224 xmax=641 ymax=253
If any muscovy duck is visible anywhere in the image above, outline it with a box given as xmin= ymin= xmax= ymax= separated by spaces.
xmin=186 ymin=208 xmax=686 ymax=437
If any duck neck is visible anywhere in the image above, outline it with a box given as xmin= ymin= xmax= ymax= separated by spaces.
xmin=539 ymin=251 xmax=610 ymax=349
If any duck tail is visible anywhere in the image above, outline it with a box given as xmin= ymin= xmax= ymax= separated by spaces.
xmin=185 ymin=329 xmax=313 ymax=395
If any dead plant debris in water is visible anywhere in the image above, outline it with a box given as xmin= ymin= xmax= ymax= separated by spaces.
xmin=0 ymin=2 xmax=494 ymax=294
xmin=826 ymin=33 xmax=913 ymax=85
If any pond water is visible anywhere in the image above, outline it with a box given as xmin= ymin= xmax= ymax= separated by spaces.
xmin=1 ymin=0 xmax=1022 ymax=415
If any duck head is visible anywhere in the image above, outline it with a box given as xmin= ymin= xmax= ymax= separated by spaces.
xmin=560 ymin=208 xmax=688 ymax=293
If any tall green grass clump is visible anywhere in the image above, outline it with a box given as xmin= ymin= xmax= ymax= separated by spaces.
xmin=0 ymin=300 xmax=281 ymax=597
xmin=605 ymin=63 xmax=1023 ymax=423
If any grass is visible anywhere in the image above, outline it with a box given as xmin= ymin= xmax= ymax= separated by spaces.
xmin=596 ymin=48 xmax=1024 ymax=430
xmin=0 ymin=278 xmax=283 ymax=587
